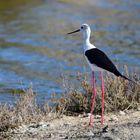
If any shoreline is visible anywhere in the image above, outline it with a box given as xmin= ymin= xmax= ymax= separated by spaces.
xmin=1 ymin=110 xmax=140 ymax=140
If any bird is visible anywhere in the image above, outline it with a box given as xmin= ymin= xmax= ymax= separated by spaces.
xmin=67 ymin=23 xmax=134 ymax=127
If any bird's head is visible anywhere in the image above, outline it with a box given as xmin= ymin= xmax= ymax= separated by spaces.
xmin=80 ymin=24 xmax=90 ymax=32
xmin=67 ymin=23 xmax=91 ymax=37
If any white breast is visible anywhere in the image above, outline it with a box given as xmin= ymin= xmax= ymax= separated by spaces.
xmin=83 ymin=43 xmax=96 ymax=52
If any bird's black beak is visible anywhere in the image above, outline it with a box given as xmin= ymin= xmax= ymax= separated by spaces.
xmin=67 ymin=29 xmax=80 ymax=35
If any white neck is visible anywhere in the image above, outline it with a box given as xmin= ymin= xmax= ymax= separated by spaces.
xmin=82 ymin=28 xmax=96 ymax=52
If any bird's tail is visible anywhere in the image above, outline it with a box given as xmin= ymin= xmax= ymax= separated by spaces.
xmin=115 ymin=70 xmax=138 ymax=84
xmin=119 ymin=73 xmax=139 ymax=85
xmin=120 ymin=74 xmax=133 ymax=82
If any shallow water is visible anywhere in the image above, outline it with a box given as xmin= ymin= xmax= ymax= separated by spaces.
xmin=0 ymin=0 xmax=140 ymax=103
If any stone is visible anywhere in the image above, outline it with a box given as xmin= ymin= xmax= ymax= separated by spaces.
xmin=119 ymin=111 xmax=125 ymax=115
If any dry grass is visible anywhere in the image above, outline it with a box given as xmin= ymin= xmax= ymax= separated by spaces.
xmin=57 ymin=66 xmax=140 ymax=115
xmin=0 ymin=66 xmax=139 ymax=132
xmin=0 ymin=88 xmax=55 ymax=132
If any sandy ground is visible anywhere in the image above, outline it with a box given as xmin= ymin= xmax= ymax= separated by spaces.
xmin=1 ymin=110 xmax=140 ymax=140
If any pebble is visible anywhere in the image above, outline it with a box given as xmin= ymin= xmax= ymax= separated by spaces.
xmin=119 ymin=111 xmax=126 ymax=115
xmin=64 ymin=136 xmax=69 ymax=139
xmin=87 ymin=130 xmax=94 ymax=137
xmin=137 ymin=108 xmax=140 ymax=111
xmin=95 ymin=115 xmax=101 ymax=119
xmin=102 ymin=125 xmax=109 ymax=133
xmin=87 ymin=113 xmax=91 ymax=118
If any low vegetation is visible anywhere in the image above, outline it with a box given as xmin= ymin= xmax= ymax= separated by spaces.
xmin=0 ymin=88 xmax=56 ymax=132
xmin=0 ymin=66 xmax=139 ymax=132
xmin=57 ymin=66 xmax=140 ymax=115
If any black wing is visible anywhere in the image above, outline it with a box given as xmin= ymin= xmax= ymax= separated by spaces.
xmin=85 ymin=48 xmax=120 ymax=76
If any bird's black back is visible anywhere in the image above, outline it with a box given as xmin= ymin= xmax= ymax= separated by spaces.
xmin=85 ymin=48 xmax=121 ymax=76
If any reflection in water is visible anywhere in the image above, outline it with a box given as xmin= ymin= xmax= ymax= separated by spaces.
xmin=0 ymin=0 xmax=140 ymax=103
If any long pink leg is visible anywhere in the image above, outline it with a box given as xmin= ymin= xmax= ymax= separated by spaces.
xmin=100 ymin=71 xmax=105 ymax=127
xmin=90 ymin=71 xmax=96 ymax=127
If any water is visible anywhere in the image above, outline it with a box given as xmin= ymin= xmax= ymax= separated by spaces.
xmin=0 ymin=0 xmax=140 ymax=103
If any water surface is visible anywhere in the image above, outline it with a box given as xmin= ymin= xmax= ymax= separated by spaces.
xmin=0 ymin=0 xmax=140 ymax=103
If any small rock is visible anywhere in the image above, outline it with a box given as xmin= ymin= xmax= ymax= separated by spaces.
xmin=87 ymin=113 xmax=91 ymax=118
xmin=95 ymin=115 xmax=101 ymax=119
xmin=39 ymin=122 xmax=50 ymax=128
xmin=102 ymin=125 xmax=108 ymax=133
xmin=18 ymin=124 xmax=27 ymax=129
xmin=119 ymin=111 xmax=125 ymax=115
xmin=137 ymin=108 xmax=140 ymax=111
xmin=64 ymin=136 xmax=69 ymax=139
xmin=80 ymin=113 xmax=89 ymax=118
xmin=87 ymin=130 xmax=94 ymax=137
xmin=28 ymin=124 xmax=41 ymax=128
xmin=45 ymin=133 xmax=52 ymax=138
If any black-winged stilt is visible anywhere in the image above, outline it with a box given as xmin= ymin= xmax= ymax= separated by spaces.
xmin=67 ymin=23 xmax=133 ymax=127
